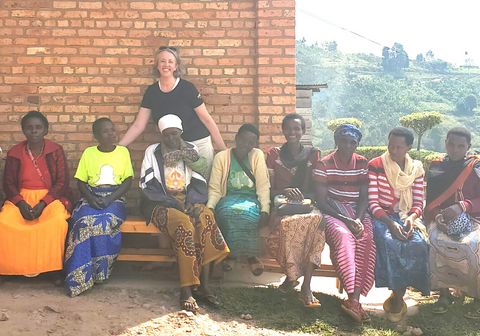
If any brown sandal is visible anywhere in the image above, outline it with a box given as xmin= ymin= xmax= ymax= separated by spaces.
xmin=342 ymin=299 xmax=368 ymax=323
xmin=180 ymin=297 xmax=199 ymax=312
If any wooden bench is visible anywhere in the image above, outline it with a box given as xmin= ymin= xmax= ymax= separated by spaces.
xmin=119 ymin=216 xmax=341 ymax=290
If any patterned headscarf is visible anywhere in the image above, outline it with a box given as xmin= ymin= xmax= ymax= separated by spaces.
xmin=334 ymin=124 xmax=362 ymax=143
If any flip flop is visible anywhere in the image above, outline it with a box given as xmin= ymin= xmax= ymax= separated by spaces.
xmin=383 ymin=293 xmax=394 ymax=313
xmin=465 ymin=308 xmax=480 ymax=319
xmin=341 ymin=299 xmax=363 ymax=323
xmin=192 ymin=290 xmax=220 ymax=307
xmin=432 ymin=296 xmax=454 ymax=314
xmin=299 ymin=295 xmax=322 ymax=308
xmin=278 ymin=280 xmax=300 ymax=293
xmin=223 ymin=259 xmax=236 ymax=272
xmin=180 ymin=297 xmax=199 ymax=312
xmin=249 ymin=260 xmax=264 ymax=276
xmin=387 ymin=302 xmax=407 ymax=323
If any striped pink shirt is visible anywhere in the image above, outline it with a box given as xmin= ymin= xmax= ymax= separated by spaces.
xmin=368 ymin=156 xmax=424 ymax=219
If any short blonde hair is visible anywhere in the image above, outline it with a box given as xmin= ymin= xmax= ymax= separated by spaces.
xmin=152 ymin=46 xmax=183 ymax=78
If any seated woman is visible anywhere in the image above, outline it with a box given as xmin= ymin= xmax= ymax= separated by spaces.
xmin=0 ymin=111 xmax=71 ymax=284
xmin=139 ymin=114 xmax=229 ymax=312
xmin=368 ymin=127 xmax=429 ymax=322
xmin=64 ymin=118 xmax=133 ymax=297
xmin=207 ymin=124 xmax=270 ymax=275
xmin=315 ymin=124 xmax=375 ymax=323
xmin=266 ymin=113 xmax=325 ymax=307
xmin=426 ymin=127 xmax=480 ymax=318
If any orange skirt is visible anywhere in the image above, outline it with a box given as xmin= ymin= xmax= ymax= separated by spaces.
xmin=0 ymin=189 xmax=69 ymax=275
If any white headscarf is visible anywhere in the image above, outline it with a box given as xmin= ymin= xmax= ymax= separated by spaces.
xmin=158 ymin=114 xmax=183 ymax=133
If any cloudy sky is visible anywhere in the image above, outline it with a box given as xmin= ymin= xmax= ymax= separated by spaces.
xmin=296 ymin=0 xmax=480 ymax=66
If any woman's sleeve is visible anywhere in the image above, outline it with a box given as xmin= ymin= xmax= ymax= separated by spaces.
xmin=122 ymin=148 xmax=134 ymax=180
xmin=41 ymin=147 xmax=70 ymax=205
xmin=186 ymin=82 xmax=204 ymax=109
xmin=74 ymin=150 xmax=88 ymax=183
xmin=313 ymin=159 xmax=327 ymax=186
xmin=140 ymin=86 xmax=153 ymax=109
xmin=253 ymin=150 xmax=271 ymax=214
xmin=368 ymin=163 xmax=387 ymax=219
xmin=409 ymin=175 xmax=424 ymax=217
xmin=206 ymin=152 xmax=223 ymax=209
xmin=2 ymin=156 xmax=23 ymax=204
xmin=266 ymin=147 xmax=276 ymax=189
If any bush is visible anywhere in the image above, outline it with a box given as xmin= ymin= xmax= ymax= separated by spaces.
xmin=399 ymin=111 xmax=444 ymax=150
xmin=326 ymin=118 xmax=362 ymax=132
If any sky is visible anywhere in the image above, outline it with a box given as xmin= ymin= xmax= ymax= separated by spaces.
xmin=296 ymin=0 xmax=480 ymax=66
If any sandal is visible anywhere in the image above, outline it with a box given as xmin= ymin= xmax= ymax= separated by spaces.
xmin=249 ymin=260 xmax=264 ymax=277
xmin=278 ymin=280 xmax=300 ymax=293
xmin=383 ymin=293 xmax=394 ymax=313
xmin=192 ymin=289 xmax=221 ymax=307
xmin=180 ymin=297 xmax=199 ymax=312
xmin=223 ymin=259 xmax=236 ymax=272
xmin=341 ymin=299 xmax=363 ymax=323
xmin=432 ymin=296 xmax=454 ymax=314
xmin=387 ymin=302 xmax=407 ymax=323
xmin=299 ymin=295 xmax=321 ymax=308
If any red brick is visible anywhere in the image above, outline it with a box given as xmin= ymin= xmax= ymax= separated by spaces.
xmin=156 ymin=2 xmax=180 ymax=10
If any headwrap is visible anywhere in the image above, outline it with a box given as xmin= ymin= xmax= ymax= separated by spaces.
xmin=158 ymin=114 xmax=183 ymax=133
xmin=334 ymin=124 xmax=362 ymax=142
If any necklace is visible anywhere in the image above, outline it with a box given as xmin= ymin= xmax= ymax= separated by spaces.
xmin=26 ymin=142 xmax=44 ymax=161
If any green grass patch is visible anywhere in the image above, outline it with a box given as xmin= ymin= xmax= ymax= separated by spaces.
xmin=215 ymin=287 xmax=480 ymax=336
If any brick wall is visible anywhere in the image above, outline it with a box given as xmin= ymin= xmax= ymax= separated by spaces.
xmin=0 ymin=0 xmax=295 ymax=211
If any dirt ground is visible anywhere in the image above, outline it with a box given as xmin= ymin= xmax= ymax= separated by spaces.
xmin=0 ymin=269 xmax=310 ymax=336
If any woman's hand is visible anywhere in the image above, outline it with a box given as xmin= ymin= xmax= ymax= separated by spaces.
xmin=87 ymin=195 xmax=104 ymax=210
xmin=284 ymin=188 xmax=304 ymax=201
xmin=100 ymin=195 xmax=114 ymax=208
xmin=184 ymin=202 xmax=195 ymax=216
xmin=31 ymin=201 xmax=46 ymax=219
xmin=388 ymin=221 xmax=408 ymax=241
xmin=344 ymin=217 xmax=364 ymax=238
xmin=259 ymin=211 xmax=269 ymax=227
xmin=174 ymin=201 xmax=186 ymax=213
xmin=442 ymin=204 xmax=463 ymax=223
xmin=435 ymin=214 xmax=449 ymax=233
xmin=403 ymin=214 xmax=416 ymax=238
xmin=17 ymin=200 xmax=34 ymax=220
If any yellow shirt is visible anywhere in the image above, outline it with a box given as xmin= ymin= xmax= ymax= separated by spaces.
xmin=75 ymin=146 xmax=134 ymax=187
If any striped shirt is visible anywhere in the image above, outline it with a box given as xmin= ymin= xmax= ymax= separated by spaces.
xmin=314 ymin=152 xmax=369 ymax=202
xmin=368 ymin=156 xmax=424 ymax=219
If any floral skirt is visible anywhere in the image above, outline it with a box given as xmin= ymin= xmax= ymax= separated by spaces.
xmin=266 ymin=208 xmax=325 ymax=281
xmin=147 ymin=203 xmax=229 ymax=287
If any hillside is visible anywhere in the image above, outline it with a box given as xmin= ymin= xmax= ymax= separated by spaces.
xmin=296 ymin=39 xmax=480 ymax=151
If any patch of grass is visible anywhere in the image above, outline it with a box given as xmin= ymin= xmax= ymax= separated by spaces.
xmin=215 ymin=287 xmax=480 ymax=336
xmin=216 ymin=286 xmax=400 ymax=336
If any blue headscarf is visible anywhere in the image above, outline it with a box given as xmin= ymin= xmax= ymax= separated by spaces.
xmin=334 ymin=124 xmax=362 ymax=142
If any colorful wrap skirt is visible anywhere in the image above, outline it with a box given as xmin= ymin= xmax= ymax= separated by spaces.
xmin=0 ymin=188 xmax=69 ymax=275
xmin=373 ymin=214 xmax=430 ymax=296
xmin=215 ymin=193 xmax=261 ymax=258
xmin=64 ymin=185 xmax=126 ymax=297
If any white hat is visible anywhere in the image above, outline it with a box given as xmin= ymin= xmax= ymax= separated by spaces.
xmin=158 ymin=114 xmax=183 ymax=133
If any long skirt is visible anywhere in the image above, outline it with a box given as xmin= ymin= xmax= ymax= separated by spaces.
xmin=266 ymin=208 xmax=325 ymax=281
xmin=324 ymin=201 xmax=376 ymax=296
xmin=149 ymin=204 xmax=229 ymax=287
xmin=215 ymin=193 xmax=261 ymax=258
xmin=64 ymin=186 xmax=126 ymax=297
xmin=429 ymin=220 xmax=480 ymax=299
xmin=373 ymin=214 xmax=430 ymax=296
xmin=0 ymin=188 xmax=69 ymax=275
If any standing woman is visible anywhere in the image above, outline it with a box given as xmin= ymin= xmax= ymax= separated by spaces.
xmin=266 ymin=113 xmax=326 ymax=307
xmin=0 ymin=111 xmax=72 ymax=284
xmin=315 ymin=124 xmax=375 ymax=323
xmin=119 ymin=46 xmax=227 ymax=176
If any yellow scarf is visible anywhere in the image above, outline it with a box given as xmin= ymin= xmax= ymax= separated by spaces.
xmin=381 ymin=151 xmax=424 ymax=222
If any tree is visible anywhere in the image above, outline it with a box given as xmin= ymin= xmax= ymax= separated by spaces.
xmin=426 ymin=50 xmax=434 ymax=61
xmin=416 ymin=53 xmax=424 ymax=62
xmin=381 ymin=43 xmax=409 ymax=74
xmin=327 ymin=118 xmax=362 ymax=132
xmin=399 ymin=112 xmax=443 ymax=150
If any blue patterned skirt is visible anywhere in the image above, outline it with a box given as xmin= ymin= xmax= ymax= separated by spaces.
xmin=64 ymin=185 xmax=126 ymax=297
xmin=373 ymin=214 xmax=430 ymax=296
xmin=215 ymin=193 xmax=260 ymax=258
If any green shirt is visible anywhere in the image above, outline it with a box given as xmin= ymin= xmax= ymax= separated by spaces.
xmin=226 ymin=154 xmax=257 ymax=195
xmin=75 ymin=146 xmax=134 ymax=187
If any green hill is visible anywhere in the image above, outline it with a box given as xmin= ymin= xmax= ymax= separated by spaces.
xmin=296 ymin=39 xmax=480 ymax=151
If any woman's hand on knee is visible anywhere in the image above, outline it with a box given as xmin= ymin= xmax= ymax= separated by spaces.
xmin=17 ymin=200 xmax=34 ymax=220
xmin=31 ymin=201 xmax=46 ymax=219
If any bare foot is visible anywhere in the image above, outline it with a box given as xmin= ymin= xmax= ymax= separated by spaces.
xmin=278 ymin=279 xmax=299 ymax=293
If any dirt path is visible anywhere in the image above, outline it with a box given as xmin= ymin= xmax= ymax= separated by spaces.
xmin=0 ymin=278 xmax=310 ymax=336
